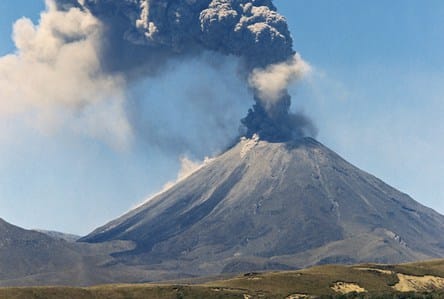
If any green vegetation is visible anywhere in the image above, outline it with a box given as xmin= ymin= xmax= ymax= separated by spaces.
xmin=2 ymin=260 xmax=444 ymax=299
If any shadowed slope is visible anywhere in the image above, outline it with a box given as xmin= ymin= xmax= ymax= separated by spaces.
xmin=0 ymin=218 xmax=145 ymax=286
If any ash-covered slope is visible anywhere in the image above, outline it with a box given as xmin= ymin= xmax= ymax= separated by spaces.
xmin=81 ymin=137 xmax=444 ymax=275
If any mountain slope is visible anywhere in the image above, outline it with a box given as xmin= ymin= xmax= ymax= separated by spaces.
xmin=0 ymin=218 xmax=142 ymax=286
xmin=80 ymin=137 xmax=444 ymax=275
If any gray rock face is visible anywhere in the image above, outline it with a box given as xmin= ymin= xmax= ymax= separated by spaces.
xmin=81 ymin=137 xmax=444 ymax=275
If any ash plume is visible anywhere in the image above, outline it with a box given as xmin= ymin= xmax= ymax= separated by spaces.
xmin=0 ymin=0 xmax=315 ymax=150
xmin=0 ymin=0 xmax=131 ymax=148
xmin=57 ymin=0 xmax=315 ymax=141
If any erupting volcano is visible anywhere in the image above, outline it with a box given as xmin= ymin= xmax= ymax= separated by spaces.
xmin=0 ymin=0 xmax=443 ymax=289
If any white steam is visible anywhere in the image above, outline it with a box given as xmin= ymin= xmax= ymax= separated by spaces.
xmin=131 ymin=155 xmax=214 ymax=210
xmin=0 ymin=0 xmax=131 ymax=148
xmin=162 ymin=156 xmax=213 ymax=190
xmin=249 ymin=53 xmax=311 ymax=106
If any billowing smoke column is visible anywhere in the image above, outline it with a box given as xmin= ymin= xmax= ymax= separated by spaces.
xmin=56 ymin=0 xmax=316 ymax=142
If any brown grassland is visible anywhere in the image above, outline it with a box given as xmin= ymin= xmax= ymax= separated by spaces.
xmin=2 ymin=260 xmax=444 ymax=298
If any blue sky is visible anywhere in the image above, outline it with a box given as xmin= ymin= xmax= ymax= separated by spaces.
xmin=0 ymin=1 xmax=443 ymax=235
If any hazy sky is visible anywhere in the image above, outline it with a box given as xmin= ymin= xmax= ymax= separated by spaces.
xmin=0 ymin=0 xmax=443 ymax=235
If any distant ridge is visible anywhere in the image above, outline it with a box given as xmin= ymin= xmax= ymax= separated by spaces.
xmin=0 ymin=218 xmax=146 ymax=286
xmin=33 ymin=229 xmax=80 ymax=242
xmin=0 ymin=218 xmax=84 ymax=283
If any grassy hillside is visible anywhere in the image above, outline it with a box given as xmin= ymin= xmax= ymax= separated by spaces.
xmin=2 ymin=260 xmax=444 ymax=298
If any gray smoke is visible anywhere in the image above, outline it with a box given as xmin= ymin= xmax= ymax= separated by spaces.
xmin=55 ymin=0 xmax=315 ymax=142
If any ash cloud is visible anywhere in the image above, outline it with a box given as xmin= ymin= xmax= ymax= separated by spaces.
xmin=0 ymin=0 xmax=131 ymax=148
xmin=1 ymin=0 xmax=315 ymax=150
xmin=58 ymin=0 xmax=315 ymax=142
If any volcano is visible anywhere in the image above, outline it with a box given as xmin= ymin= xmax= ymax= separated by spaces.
xmin=80 ymin=137 xmax=444 ymax=276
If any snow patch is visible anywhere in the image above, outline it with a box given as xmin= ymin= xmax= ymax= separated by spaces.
xmin=385 ymin=230 xmax=407 ymax=247
xmin=286 ymin=294 xmax=314 ymax=299
xmin=331 ymin=282 xmax=367 ymax=294
xmin=394 ymin=273 xmax=444 ymax=292
xmin=356 ymin=267 xmax=393 ymax=275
